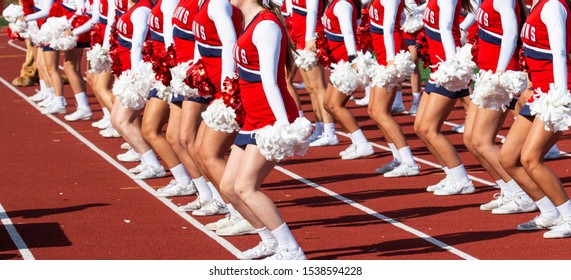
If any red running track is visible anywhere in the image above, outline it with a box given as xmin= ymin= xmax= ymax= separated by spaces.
xmin=1 ymin=34 xmax=570 ymax=260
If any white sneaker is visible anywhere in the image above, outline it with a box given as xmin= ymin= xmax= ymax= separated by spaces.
xmin=409 ymin=103 xmax=419 ymax=115
xmin=355 ymin=95 xmax=370 ymax=106
xmin=216 ymin=218 xmax=256 ymax=236
xmin=341 ymin=142 xmax=374 ymax=160
xmin=133 ymin=164 xmax=167 ymax=180
xmin=128 ymin=162 xmax=146 ymax=174
xmin=64 ymin=107 xmax=92 ymax=121
xmin=41 ymin=100 xmax=66 ymax=115
xmin=192 ymin=200 xmax=228 ymax=216
xmin=426 ymin=178 xmax=447 ymax=192
xmin=92 ymin=117 xmax=111 ymax=129
xmin=38 ymin=96 xmax=54 ymax=107
xmin=265 ymin=246 xmax=306 ymax=260
xmin=30 ymin=90 xmax=48 ymax=102
xmin=480 ymin=193 xmax=510 ymax=211
xmin=309 ymin=134 xmax=339 ymax=147
xmin=433 ymin=180 xmax=475 ymax=196
xmin=383 ymin=163 xmax=420 ymax=178
xmin=543 ymin=220 xmax=571 ymax=239
xmin=179 ymin=196 xmax=210 ymax=212
xmin=375 ymin=160 xmax=399 ymax=174
xmin=517 ymin=215 xmax=563 ymax=231
xmin=238 ymin=242 xmax=278 ymax=260
xmin=205 ymin=213 xmax=238 ymax=231
xmin=120 ymin=142 xmax=131 ymax=150
xmin=155 ymin=180 xmax=197 ymax=197
xmin=117 ymin=148 xmax=140 ymax=162
xmin=544 ymin=145 xmax=560 ymax=160
xmin=99 ymin=126 xmax=121 ymax=138
xmin=452 ymin=124 xmax=465 ymax=133
xmin=391 ymin=103 xmax=405 ymax=113
xmin=491 ymin=195 xmax=538 ymax=214
xmin=339 ymin=144 xmax=354 ymax=157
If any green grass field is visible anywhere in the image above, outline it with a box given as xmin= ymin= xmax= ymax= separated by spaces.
xmin=0 ymin=17 xmax=8 ymax=28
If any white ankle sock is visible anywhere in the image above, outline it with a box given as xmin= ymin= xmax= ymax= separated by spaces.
xmin=535 ymin=196 xmax=560 ymax=220
xmin=226 ymin=203 xmax=240 ymax=217
xmin=393 ymin=91 xmax=403 ymax=106
xmin=298 ymin=110 xmax=304 ymax=118
xmin=170 ymin=163 xmax=191 ymax=185
xmin=324 ymin=123 xmax=336 ymax=136
xmin=207 ymin=181 xmax=224 ymax=203
xmin=556 ymin=200 xmax=571 ymax=221
xmin=74 ymin=92 xmax=90 ymax=109
xmin=398 ymin=146 xmax=415 ymax=165
xmin=140 ymin=150 xmax=161 ymax=169
xmin=388 ymin=143 xmax=402 ymax=163
xmin=496 ymin=180 xmax=510 ymax=196
xmin=315 ymin=122 xmax=324 ymax=135
xmin=412 ymin=92 xmax=421 ymax=104
xmin=271 ymin=223 xmax=299 ymax=250
xmin=193 ymin=176 xmax=212 ymax=200
xmin=56 ymin=96 xmax=65 ymax=107
xmin=102 ymin=107 xmax=110 ymax=119
xmin=47 ymin=88 xmax=55 ymax=98
xmin=350 ymin=129 xmax=367 ymax=145
xmin=39 ymin=80 xmax=47 ymax=92
xmin=448 ymin=164 xmax=470 ymax=184
xmin=257 ymin=227 xmax=278 ymax=247
xmin=505 ymin=179 xmax=526 ymax=197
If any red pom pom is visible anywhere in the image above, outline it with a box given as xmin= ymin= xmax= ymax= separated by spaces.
xmin=518 ymin=47 xmax=527 ymax=72
xmin=6 ymin=26 xmax=23 ymax=41
xmin=90 ymin=24 xmax=103 ymax=47
xmin=221 ymin=76 xmax=245 ymax=126
xmin=356 ymin=8 xmax=372 ymax=51
xmin=23 ymin=0 xmax=35 ymax=15
xmin=315 ymin=32 xmax=335 ymax=68
xmin=415 ymin=30 xmax=431 ymax=68
xmin=185 ymin=59 xmax=217 ymax=97
xmin=141 ymin=41 xmax=154 ymax=62
xmin=108 ymin=27 xmax=123 ymax=76
xmin=48 ymin=0 xmax=66 ymax=18
xmin=72 ymin=15 xmax=91 ymax=43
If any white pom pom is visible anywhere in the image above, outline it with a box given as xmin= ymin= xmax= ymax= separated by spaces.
xmin=201 ymin=99 xmax=240 ymax=133
xmin=294 ymin=50 xmax=318 ymax=71
xmin=499 ymin=70 xmax=527 ymax=98
xmin=2 ymin=4 xmax=24 ymax=23
xmin=170 ymin=61 xmax=199 ymax=98
xmin=25 ymin=22 xmax=42 ymax=43
xmin=255 ymin=117 xmax=313 ymax=162
xmin=330 ymin=60 xmax=360 ymax=95
xmin=370 ymin=51 xmax=415 ymax=90
xmin=86 ymin=44 xmax=112 ymax=73
xmin=112 ymin=62 xmax=155 ymax=110
xmin=153 ymin=81 xmax=171 ymax=102
xmin=49 ymin=35 xmax=77 ymax=51
xmin=529 ymin=84 xmax=571 ymax=132
xmin=401 ymin=4 xmax=424 ymax=34
xmin=471 ymin=70 xmax=505 ymax=111
xmin=38 ymin=17 xmax=74 ymax=49
xmin=430 ymin=44 xmax=477 ymax=92
xmin=9 ymin=20 xmax=28 ymax=34
xmin=351 ymin=51 xmax=378 ymax=86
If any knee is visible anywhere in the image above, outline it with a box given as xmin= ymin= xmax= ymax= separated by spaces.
xmin=141 ymin=124 xmax=158 ymax=142
xmin=219 ymin=181 xmax=236 ymax=200
xmin=166 ymin=130 xmax=180 ymax=149
xmin=499 ymin=148 xmax=517 ymax=172
xmin=367 ymin=106 xmax=375 ymax=121
xmin=414 ymin=122 xmax=430 ymax=140
xmin=520 ymin=149 xmax=541 ymax=172
xmin=463 ymin=133 xmax=475 ymax=153
xmin=234 ymin=183 xmax=253 ymax=202
xmin=324 ymin=100 xmax=339 ymax=115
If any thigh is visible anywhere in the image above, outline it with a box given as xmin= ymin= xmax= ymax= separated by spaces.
xmin=201 ymin=125 xmax=237 ymax=158
xmin=142 ymin=98 xmax=170 ymax=130
xmin=64 ymin=48 xmax=83 ymax=66
xmin=43 ymin=51 xmax=60 ymax=69
xmin=522 ymin=119 xmax=562 ymax=160
xmin=220 ymin=146 xmax=245 ymax=192
xmin=501 ymin=115 xmax=533 ymax=162
xmin=472 ymin=108 xmax=506 ymax=141
xmin=235 ymin=145 xmax=277 ymax=192
xmin=464 ymin=101 xmax=479 ymax=138
xmin=181 ymin=101 xmax=206 ymax=137
xmin=420 ymin=94 xmax=456 ymax=132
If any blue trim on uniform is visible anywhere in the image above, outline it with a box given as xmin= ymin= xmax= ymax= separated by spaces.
xmin=34 ymin=6 xmax=40 ymax=12
xmin=198 ymin=44 xmax=222 ymax=57
xmin=292 ymin=7 xmax=307 ymax=16
xmin=519 ymin=104 xmax=534 ymax=118
xmin=118 ymin=36 xmax=132 ymax=50
xmin=150 ymin=30 xmax=165 ymax=43
xmin=76 ymin=41 xmax=91 ymax=49
xmin=238 ymin=67 xmax=261 ymax=83
xmin=404 ymin=38 xmax=416 ymax=46
xmin=508 ymin=98 xmax=519 ymax=111
xmin=234 ymin=133 xmax=257 ymax=148
xmin=425 ymin=27 xmax=442 ymax=42
xmin=117 ymin=10 xmax=125 ymax=17
xmin=173 ymin=26 xmax=195 ymax=41
xmin=478 ymin=29 xmax=502 ymax=45
xmin=523 ymin=46 xmax=553 ymax=61
xmin=370 ymin=25 xmax=384 ymax=35
xmin=187 ymin=95 xmax=212 ymax=104
xmin=62 ymin=4 xmax=75 ymax=12
xmin=425 ymin=81 xmax=470 ymax=98
xmin=99 ymin=16 xmax=108 ymax=25
xmin=148 ymin=88 xmax=159 ymax=99
xmin=325 ymin=32 xmax=344 ymax=42
xmin=170 ymin=94 xmax=185 ymax=103
xmin=42 ymin=45 xmax=55 ymax=52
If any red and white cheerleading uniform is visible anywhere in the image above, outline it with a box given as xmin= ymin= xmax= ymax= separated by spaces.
xmin=323 ymin=0 xmax=358 ymax=62
xmin=73 ymin=0 xmax=101 ymax=41
xmin=522 ymin=0 xmax=571 ymax=98
xmin=148 ymin=0 xmax=177 ymax=50
xmin=192 ymin=0 xmax=242 ymax=96
xmin=402 ymin=0 xmax=424 ymax=45
xmin=61 ymin=0 xmax=84 ymax=19
xmin=476 ymin=0 xmax=521 ymax=72
xmin=25 ymin=0 xmax=54 ymax=27
xmin=116 ymin=0 xmax=152 ymax=71
xmin=290 ymin=0 xmax=325 ymax=49
xmin=369 ymin=0 xmax=405 ymax=64
xmin=423 ymin=0 xmax=463 ymax=70
xmin=234 ymin=10 xmax=299 ymax=135
xmin=115 ymin=0 xmax=129 ymax=17
xmin=173 ymin=0 xmax=199 ymax=62
xmin=459 ymin=0 xmax=480 ymax=45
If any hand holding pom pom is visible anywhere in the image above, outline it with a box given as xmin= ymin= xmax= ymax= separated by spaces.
xmin=87 ymin=44 xmax=112 ymax=73
xmin=294 ymin=50 xmax=318 ymax=71
xmin=170 ymin=61 xmax=198 ymax=98
xmin=330 ymin=60 xmax=360 ymax=95
xmin=529 ymin=84 xmax=571 ymax=132
xmin=430 ymin=44 xmax=477 ymax=92
xmin=255 ymin=118 xmax=313 ymax=162
xmin=185 ymin=59 xmax=216 ymax=97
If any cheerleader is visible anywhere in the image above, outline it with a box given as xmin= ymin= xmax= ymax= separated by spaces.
xmin=461 ymin=0 xmax=536 ymax=214
xmin=293 ymin=0 xmax=339 ymax=146
xmin=367 ymin=0 xmax=421 ymax=176
xmin=219 ymin=0 xmax=306 ymax=260
xmin=110 ymin=0 xmax=167 ymax=180
xmin=21 ymin=0 xmax=55 ymax=107
xmin=414 ymin=0 xmax=475 ymax=195
xmin=499 ymin=0 xmax=571 ymax=238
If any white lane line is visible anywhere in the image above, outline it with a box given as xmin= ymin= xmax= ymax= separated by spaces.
xmin=0 ymin=78 xmax=241 ymax=258
xmin=0 ymin=203 xmax=35 ymax=260
xmin=275 ymin=166 xmax=477 ymax=260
